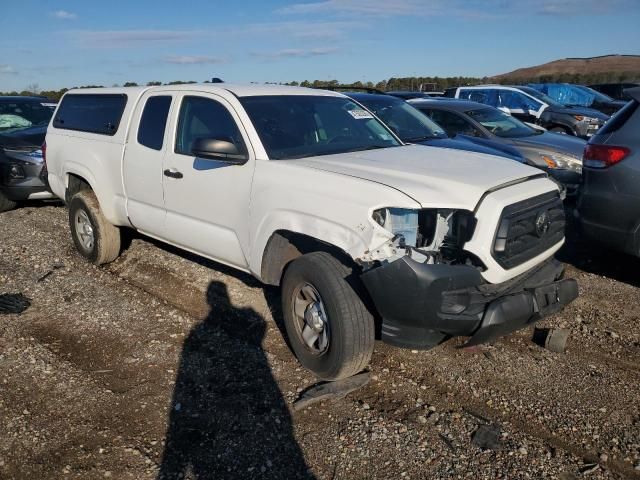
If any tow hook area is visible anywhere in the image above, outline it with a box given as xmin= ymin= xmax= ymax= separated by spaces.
xmin=463 ymin=278 xmax=578 ymax=346
xmin=360 ymin=255 xmax=578 ymax=350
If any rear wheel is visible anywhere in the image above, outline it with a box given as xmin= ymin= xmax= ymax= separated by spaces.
xmin=0 ymin=191 xmax=17 ymax=213
xmin=68 ymin=191 xmax=121 ymax=265
xmin=281 ymin=251 xmax=375 ymax=380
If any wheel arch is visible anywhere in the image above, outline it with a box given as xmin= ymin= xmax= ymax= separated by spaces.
xmin=260 ymin=230 xmax=357 ymax=286
xmin=62 ymin=164 xmax=129 ymax=226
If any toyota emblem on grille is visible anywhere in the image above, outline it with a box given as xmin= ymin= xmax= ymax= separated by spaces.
xmin=535 ymin=211 xmax=551 ymax=237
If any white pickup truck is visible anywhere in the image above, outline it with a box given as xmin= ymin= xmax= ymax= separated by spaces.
xmin=45 ymin=84 xmax=578 ymax=380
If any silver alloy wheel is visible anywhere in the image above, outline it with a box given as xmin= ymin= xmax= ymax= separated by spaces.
xmin=292 ymin=283 xmax=330 ymax=355
xmin=74 ymin=209 xmax=95 ymax=252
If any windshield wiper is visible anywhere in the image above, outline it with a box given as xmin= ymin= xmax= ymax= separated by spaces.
xmin=342 ymin=145 xmax=389 ymax=153
xmin=404 ymin=135 xmax=443 ymax=142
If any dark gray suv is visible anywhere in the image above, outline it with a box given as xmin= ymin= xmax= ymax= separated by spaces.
xmin=578 ymin=87 xmax=640 ymax=256
xmin=0 ymin=96 xmax=54 ymax=211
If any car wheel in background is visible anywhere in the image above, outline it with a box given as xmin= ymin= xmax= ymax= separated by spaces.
xmin=281 ymin=251 xmax=375 ymax=381
xmin=68 ymin=190 xmax=121 ymax=265
xmin=0 ymin=190 xmax=17 ymax=213
xmin=549 ymin=126 xmax=571 ymax=135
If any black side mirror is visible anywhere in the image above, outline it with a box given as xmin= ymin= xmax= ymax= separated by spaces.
xmin=191 ymin=138 xmax=248 ymax=165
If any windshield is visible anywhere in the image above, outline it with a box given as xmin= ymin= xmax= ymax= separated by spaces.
xmin=354 ymin=96 xmax=447 ymax=142
xmin=0 ymin=100 xmax=53 ymax=131
xmin=240 ymin=95 xmax=400 ymax=160
xmin=576 ymin=85 xmax=615 ymax=103
xmin=467 ymin=107 xmax=538 ymax=138
xmin=519 ymin=87 xmax=565 ymax=108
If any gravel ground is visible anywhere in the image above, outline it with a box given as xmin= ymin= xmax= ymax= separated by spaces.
xmin=0 ymin=203 xmax=639 ymax=479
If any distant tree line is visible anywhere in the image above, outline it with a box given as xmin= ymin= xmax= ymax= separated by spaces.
xmin=2 ymin=71 xmax=639 ymax=101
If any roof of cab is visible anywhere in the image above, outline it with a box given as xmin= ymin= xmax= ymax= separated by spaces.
xmin=64 ymin=83 xmax=344 ymax=98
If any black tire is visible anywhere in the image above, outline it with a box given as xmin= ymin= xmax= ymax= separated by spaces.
xmin=68 ymin=190 xmax=121 ymax=265
xmin=281 ymin=251 xmax=375 ymax=380
xmin=0 ymin=190 xmax=17 ymax=213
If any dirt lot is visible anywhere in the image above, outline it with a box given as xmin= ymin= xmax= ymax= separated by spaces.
xmin=0 ymin=203 xmax=639 ymax=480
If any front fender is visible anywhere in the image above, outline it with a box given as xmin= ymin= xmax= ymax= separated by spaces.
xmin=249 ymin=210 xmax=370 ymax=279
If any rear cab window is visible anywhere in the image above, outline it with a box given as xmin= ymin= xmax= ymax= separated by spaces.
xmin=137 ymin=96 xmax=172 ymax=150
xmin=53 ymin=94 xmax=127 ymax=136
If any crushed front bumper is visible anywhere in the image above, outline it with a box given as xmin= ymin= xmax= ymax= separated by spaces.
xmin=361 ymin=256 xmax=577 ymax=349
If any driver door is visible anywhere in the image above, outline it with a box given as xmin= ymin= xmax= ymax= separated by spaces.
xmin=161 ymin=93 xmax=255 ymax=269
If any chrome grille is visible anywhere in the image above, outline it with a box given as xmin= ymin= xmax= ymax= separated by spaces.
xmin=493 ymin=192 xmax=565 ymax=269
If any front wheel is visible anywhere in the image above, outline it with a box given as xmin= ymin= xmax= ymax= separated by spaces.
xmin=281 ymin=252 xmax=375 ymax=380
xmin=68 ymin=191 xmax=121 ymax=265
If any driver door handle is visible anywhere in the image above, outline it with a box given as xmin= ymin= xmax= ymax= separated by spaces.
xmin=164 ymin=168 xmax=183 ymax=179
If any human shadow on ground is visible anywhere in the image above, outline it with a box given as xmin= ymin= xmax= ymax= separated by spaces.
xmin=157 ymin=281 xmax=314 ymax=480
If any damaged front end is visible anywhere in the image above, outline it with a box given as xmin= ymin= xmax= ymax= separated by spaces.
xmin=358 ymin=206 xmax=577 ymax=350
xmin=361 ymin=207 xmax=481 ymax=268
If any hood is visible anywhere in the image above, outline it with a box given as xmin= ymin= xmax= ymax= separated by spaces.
xmin=0 ymin=124 xmax=47 ymax=148
xmin=546 ymin=105 xmax=609 ymax=120
xmin=419 ymin=137 xmax=525 ymax=163
xmin=508 ymin=131 xmax=586 ymax=159
xmin=291 ymin=145 xmax=545 ymax=210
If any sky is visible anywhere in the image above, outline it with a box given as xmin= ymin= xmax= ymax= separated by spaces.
xmin=1 ymin=0 xmax=639 ymax=91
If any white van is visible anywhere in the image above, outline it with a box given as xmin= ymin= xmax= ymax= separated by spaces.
xmin=45 ymin=84 xmax=577 ymax=379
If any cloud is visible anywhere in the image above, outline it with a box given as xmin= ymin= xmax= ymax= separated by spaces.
xmin=244 ymin=20 xmax=363 ymax=40
xmin=0 ymin=65 xmax=17 ymax=75
xmin=66 ymin=21 xmax=362 ymax=49
xmin=162 ymin=55 xmax=226 ymax=65
xmin=536 ymin=0 xmax=630 ymax=15
xmin=277 ymin=0 xmax=628 ymax=17
xmin=252 ymin=47 xmax=340 ymax=60
xmin=52 ymin=10 xmax=78 ymax=20
xmin=278 ymin=0 xmax=427 ymax=16
xmin=68 ymin=30 xmax=200 ymax=46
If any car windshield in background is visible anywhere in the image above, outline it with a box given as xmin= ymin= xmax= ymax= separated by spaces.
xmin=354 ymin=96 xmax=447 ymax=143
xmin=576 ymin=85 xmax=616 ymax=103
xmin=0 ymin=100 xmax=53 ymax=131
xmin=467 ymin=107 xmax=538 ymax=138
xmin=518 ymin=87 xmax=565 ymax=108
xmin=240 ymin=95 xmax=400 ymax=160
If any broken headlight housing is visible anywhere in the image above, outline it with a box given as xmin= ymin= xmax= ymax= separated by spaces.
xmin=372 ymin=208 xmax=479 ymax=267
xmin=372 ymin=208 xmax=419 ymax=246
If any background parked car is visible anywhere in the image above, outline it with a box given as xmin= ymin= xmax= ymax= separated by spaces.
xmin=446 ymin=85 xmax=608 ymax=138
xmin=529 ymin=83 xmax=626 ymax=116
xmin=588 ymin=82 xmax=640 ymax=101
xmin=0 ymin=96 xmax=55 ymax=212
xmin=387 ymin=91 xmax=444 ymax=100
xmin=409 ymin=98 xmax=586 ymax=195
xmin=578 ymin=87 xmax=640 ymax=257
xmin=341 ymin=91 xmax=525 ymax=162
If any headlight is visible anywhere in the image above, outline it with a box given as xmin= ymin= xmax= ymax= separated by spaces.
xmin=540 ymin=152 xmax=582 ymax=174
xmin=574 ymin=115 xmax=600 ymax=124
xmin=372 ymin=208 xmax=419 ymax=246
